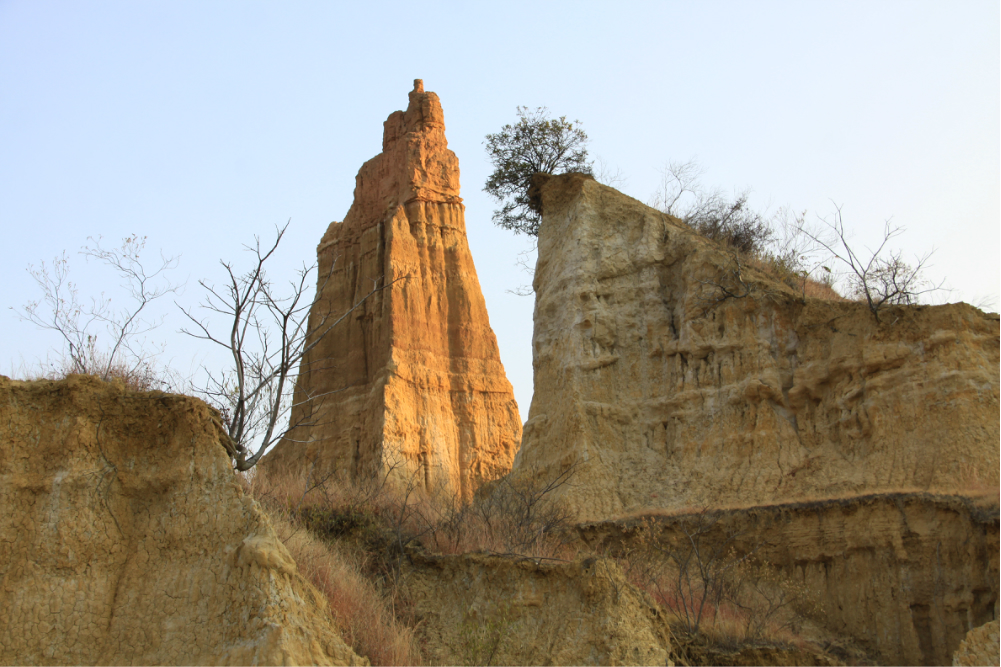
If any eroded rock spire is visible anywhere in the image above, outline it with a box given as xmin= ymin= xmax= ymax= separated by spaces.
xmin=265 ymin=82 xmax=521 ymax=502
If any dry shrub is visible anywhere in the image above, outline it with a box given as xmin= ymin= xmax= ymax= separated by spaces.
xmin=14 ymin=353 xmax=178 ymax=393
xmin=615 ymin=514 xmax=818 ymax=649
xmin=419 ymin=466 xmax=580 ymax=561
xmin=246 ymin=466 xmax=421 ymax=666
xmin=244 ymin=462 xmax=581 ymax=664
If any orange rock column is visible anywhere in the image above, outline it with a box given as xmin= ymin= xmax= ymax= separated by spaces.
xmin=265 ymin=81 xmax=521 ymax=502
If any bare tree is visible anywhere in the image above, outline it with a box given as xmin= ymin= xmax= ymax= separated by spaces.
xmin=798 ymin=205 xmax=941 ymax=321
xmin=15 ymin=235 xmax=180 ymax=388
xmin=179 ymin=222 xmax=395 ymax=471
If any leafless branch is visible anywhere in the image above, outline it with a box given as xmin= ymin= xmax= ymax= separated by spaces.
xmin=14 ymin=236 xmax=180 ymax=388
xmin=179 ymin=220 xmax=403 ymax=471
xmin=797 ymin=205 xmax=943 ymax=321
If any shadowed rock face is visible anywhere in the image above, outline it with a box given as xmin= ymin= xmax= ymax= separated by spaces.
xmin=0 ymin=375 xmax=363 ymax=666
xmin=580 ymin=494 xmax=999 ymax=666
xmin=516 ymin=173 xmax=999 ymax=520
xmin=266 ymin=81 xmax=520 ymax=502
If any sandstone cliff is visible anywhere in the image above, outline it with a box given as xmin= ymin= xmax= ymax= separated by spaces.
xmin=266 ymin=80 xmax=520 ymax=502
xmin=516 ymin=173 xmax=999 ymax=520
xmin=0 ymin=375 xmax=363 ymax=666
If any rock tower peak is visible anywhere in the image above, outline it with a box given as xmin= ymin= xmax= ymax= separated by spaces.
xmin=266 ymin=83 xmax=521 ymax=501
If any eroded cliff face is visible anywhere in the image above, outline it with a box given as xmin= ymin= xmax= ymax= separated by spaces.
xmin=0 ymin=375 xmax=363 ymax=666
xmin=515 ymin=173 xmax=999 ymax=520
xmin=580 ymin=494 xmax=999 ymax=666
xmin=266 ymin=80 xmax=520 ymax=502
xmin=403 ymin=552 xmax=673 ymax=666
xmin=513 ymin=173 xmax=999 ymax=665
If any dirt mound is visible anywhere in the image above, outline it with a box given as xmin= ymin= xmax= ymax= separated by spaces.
xmin=403 ymin=551 xmax=673 ymax=665
xmin=952 ymin=619 xmax=999 ymax=666
xmin=0 ymin=375 xmax=362 ymax=665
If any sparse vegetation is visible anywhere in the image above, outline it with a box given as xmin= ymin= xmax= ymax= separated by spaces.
xmin=651 ymin=158 xmax=940 ymax=318
xmin=484 ymin=106 xmax=592 ymax=236
xmin=245 ymin=462 xmax=834 ymax=665
xmin=14 ymin=235 xmax=181 ymax=391
xmin=612 ymin=512 xmax=822 ymax=654
xmin=243 ymin=463 xmax=580 ymax=665
xmin=795 ymin=205 xmax=942 ymax=321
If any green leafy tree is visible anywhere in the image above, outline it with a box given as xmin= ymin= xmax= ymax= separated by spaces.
xmin=484 ymin=107 xmax=592 ymax=236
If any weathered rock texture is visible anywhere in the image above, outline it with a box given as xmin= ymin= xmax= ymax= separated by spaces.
xmin=581 ymin=493 xmax=999 ymax=666
xmin=516 ymin=173 xmax=1000 ymax=520
xmin=266 ymin=80 xmax=520 ymax=501
xmin=0 ymin=375 xmax=363 ymax=666
xmin=952 ymin=619 xmax=999 ymax=666
xmin=403 ymin=552 xmax=673 ymax=665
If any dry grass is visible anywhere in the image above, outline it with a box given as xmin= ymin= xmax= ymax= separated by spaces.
xmin=269 ymin=510 xmax=421 ymax=666
xmin=242 ymin=463 xmax=581 ymax=665
xmin=12 ymin=353 xmax=178 ymax=393
xmin=745 ymin=253 xmax=845 ymax=303
xmin=245 ymin=467 xmax=423 ymax=666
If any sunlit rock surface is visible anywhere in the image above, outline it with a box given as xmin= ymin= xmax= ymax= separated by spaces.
xmin=0 ymin=375 xmax=363 ymax=666
xmin=266 ymin=81 xmax=521 ymax=501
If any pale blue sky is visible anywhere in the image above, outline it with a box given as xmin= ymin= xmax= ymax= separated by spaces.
xmin=2 ymin=1 xmax=998 ymax=420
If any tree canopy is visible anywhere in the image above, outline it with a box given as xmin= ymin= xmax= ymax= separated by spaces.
xmin=484 ymin=107 xmax=592 ymax=236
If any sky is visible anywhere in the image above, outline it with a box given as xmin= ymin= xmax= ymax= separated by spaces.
xmin=2 ymin=1 xmax=998 ymax=423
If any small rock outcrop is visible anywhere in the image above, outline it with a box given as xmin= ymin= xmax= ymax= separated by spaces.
xmin=403 ymin=552 xmax=673 ymax=665
xmin=952 ymin=619 xmax=1000 ymax=666
xmin=516 ymin=173 xmax=999 ymax=520
xmin=265 ymin=80 xmax=521 ymax=501
xmin=0 ymin=375 xmax=363 ymax=666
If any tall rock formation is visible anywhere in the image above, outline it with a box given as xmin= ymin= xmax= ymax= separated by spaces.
xmin=517 ymin=173 xmax=999 ymax=520
xmin=265 ymin=81 xmax=521 ymax=501
xmin=0 ymin=375 xmax=363 ymax=666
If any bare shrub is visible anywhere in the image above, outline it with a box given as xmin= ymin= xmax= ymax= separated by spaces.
xmin=795 ymin=205 xmax=942 ymax=321
xmin=615 ymin=513 xmax=817 ymax=647
xmin=652 ymin=160 xmax=773 ymax=256
xmin=180 ymin=222 xmax=397 ymax=471
xmin=443 ymin=467 xmax=579 ymax=561
xmin=15 ymin=235 xmax=180 ymax=390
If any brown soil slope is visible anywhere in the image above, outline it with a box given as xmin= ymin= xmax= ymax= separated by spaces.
xmin=0 ymin=375 xmax=363 ymax=666
xmin=266 ymin=80 xmax=520 ymax=502
xmin=516 ymin=173 xmax=999 ymax=520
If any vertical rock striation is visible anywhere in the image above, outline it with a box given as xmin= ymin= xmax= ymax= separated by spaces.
xmin=517 ymin=173 xmax=999 ymax=520
xmin=265 ymin=81 xmax=521 ymax=501
xmin=515 ymin=173 xmax=999 ymax=664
